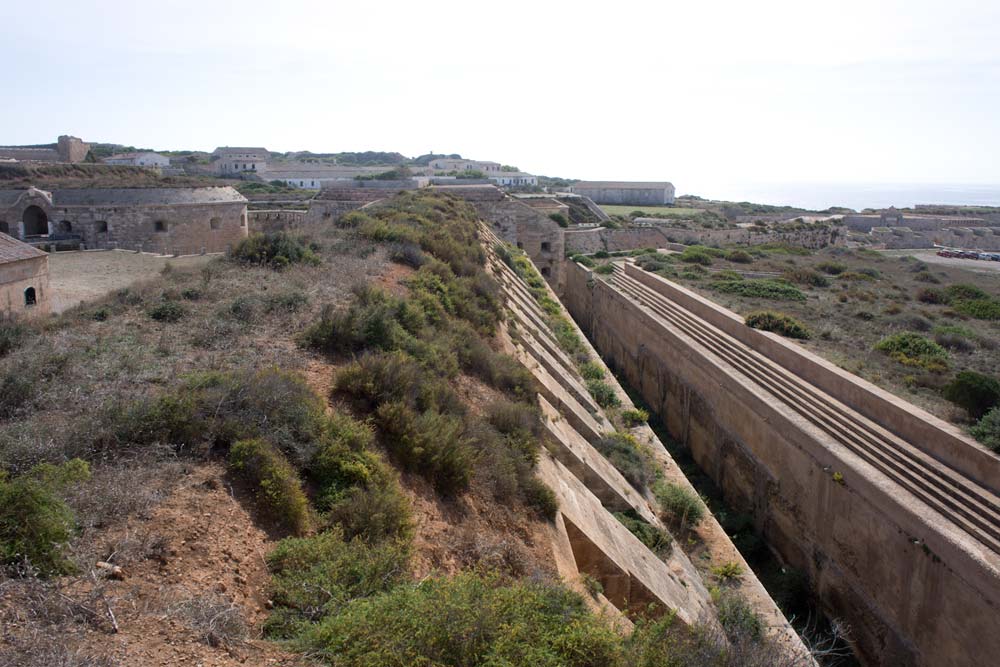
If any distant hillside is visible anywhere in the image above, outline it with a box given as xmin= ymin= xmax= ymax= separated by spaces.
xmin=0 ymin=163 xmax=224 ymax=189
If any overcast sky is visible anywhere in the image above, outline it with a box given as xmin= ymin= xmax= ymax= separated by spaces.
xmin=3 ymin=0 xmax=999 ymax=201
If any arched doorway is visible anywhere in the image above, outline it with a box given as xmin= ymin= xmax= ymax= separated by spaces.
xmin=24 ymin=287 xmax=36 ymax=306
xmin=22 ymin=206 xmax=48 ymax=237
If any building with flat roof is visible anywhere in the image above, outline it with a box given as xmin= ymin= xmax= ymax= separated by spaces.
xmin=0 ymin=186 xmax=248 ymax=255
xmin=104 ymin=152 xmax=170 ymax=168
xmin=213 ymin=147 xmax=269 ymax=175
xmin=0 ymin=233 xmax=49 ymax=318
xmin=570 ymin=181 xmax=675 ymax=206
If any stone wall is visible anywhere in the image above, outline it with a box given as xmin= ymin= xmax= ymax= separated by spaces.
xmin=563 ymin=261 xmax=1000 ymax=667
xmin=472 ymin=198 xmax=566 ymax=291
xmin=564 ymin=224 xmax=843 ymax=254
xmin=0 ymin=256 xmax=49 ymax=318
xmin=248 ymin=209 xmax=308 ymax=234
xmin=871 ymin=226 xmax=1000 ymax=251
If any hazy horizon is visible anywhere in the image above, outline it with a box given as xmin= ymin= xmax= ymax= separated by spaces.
xmin=3 ymin=0 xmax=999 ymax=208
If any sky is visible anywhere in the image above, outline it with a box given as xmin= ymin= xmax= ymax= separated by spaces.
xmin=2 ymin=0 xmax=1000 ymax=206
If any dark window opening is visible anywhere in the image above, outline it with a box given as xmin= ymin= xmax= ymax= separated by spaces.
xmin=24 ymin=287 xmax=36 ymax=306
xmin=58 ymin=220 xmax=72 ymax=233
xmin=22 ymin=205 xmax=48 ymax=236
xmin=516 ymin=242 xmax=524 ymax=249
xmin=541 ymin=242 xmax=551 ymax=253
xmin=155 ymin=221 xmax=167 ymax=232
xmin=0 ymin=221 xmax=8 ymax=235
xmin=96 ymin=221 xmax=108 ymax=233
xmin=240 ymin=214 xmax=247 ymax=227
xmin=541 ymin=267 xmax=551 ymax=277
xmin=210 ymin=217 xmax=222 ymax=230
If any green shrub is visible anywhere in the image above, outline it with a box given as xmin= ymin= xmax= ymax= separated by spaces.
xmin=744 ymin=311 xmax=811 ymax=340
xmin=711 ymin=561 xmax=744 ymax=582
xmin=614 ymin=510 xmax=671 ymax=555
xmin=549 ymin=212 xmax=569 ymax=228
xmin=147 ymin=300 xmax=185 ymax=322
xmin=953 ymin=298 xmax=1000 ymax=321
xmin=573 ymin=254 xmax=596 ymax=268
xmin=0 ymin=459 xmax=90 ymax=576
xmin=711 ymin=279 xmax=806 ymax=301
xmin=716 ymin=591 xmax=764 ymax=642
xmin=265 ymin=528 xmax=411 ymax=638
xmin=678 ymin=248 xmax=713 ymax=266
xmin=579 ymin=361 xmax=606 ymax=381
xmin=654 ymin=480 xmax=705 ymax=528
xmin=816 ymin=261 xmax=846 ymax=275
xmin=231 ymin=232 xmax=320 ymax=269
xmin=622 ymin=408 xmax=649 ymax=427
xmin=593 ymin=250 xmax=610 ymax=259
xmin=914 ymin=271 xmax=940 ymax=284
xmin=875 ymin=332 xmax=949 ymax=372
xmin=838 ymin=271 xmax=876 ymax=281
xmin=781 ymin=268 xmax=829 ymax=288
xmin=296 ymin=572 xmax=621 ymax=667
xmin=594 ymin=263 xmax=615 ymax=275
xmin=725 ymin=249 xmax=753 ymax=264
xmin=375 ymin=402 xmax=474 ymax=496
xmin=943 ymin=371 xmax=1000 ymax=419
xmin=228 ymin=438 xmax=311 ymax=535
xmin=522 ymin=477 xmax=558 ymax=520
xmin=970 ymin=407 xmax=1000 ymax=451
xmin=586 ymin=379 xmax=620 ymax=409
xmin=0 ymin=318 xmax=25 ymax=357
xmin=916 ymin=287 xmax=947 ymax=304
xmin=595 ymin=432 xmax=655 ymax=490
xmin=947 ymin=284 xmax=989 ymax=301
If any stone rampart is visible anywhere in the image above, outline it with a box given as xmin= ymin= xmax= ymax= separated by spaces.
xmin=563 ymin=260 xmax=1000 ymax=666
xmin=248 ymin=209 xmax=308 ymax=234
xmin=564 ymin=224 xmax=842 ymax=254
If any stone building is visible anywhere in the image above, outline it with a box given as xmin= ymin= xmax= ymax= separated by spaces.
xmin=213 ymin=147 xmax=269 ymax=175
xmin=104 ymin=152 xmax=170 ymax=168
xmin=570 ymin=181 xmax=676 ymax=206
xmin=490 ymin=172 xmax=538 ymax=188
xmin=843 ymin=207 xmax=988 ymax=232
xmin=0 ymin=135 xmax=91 ymax=164
xmin=0 ymin=186 xmax=248 ymax=255
xmin=0 ymin=233 xmax=49 ymax=318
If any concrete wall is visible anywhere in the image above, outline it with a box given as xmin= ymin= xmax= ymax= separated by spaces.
xmin=0 ymin=256 xmax=49 ymax=318
xmin=564 ymin=224 xmax=843 ymax=254
xmin=572 ymin=185 xmax=675 ymax=206
xmin=563 ymin=261 xmax=1000 ymax=667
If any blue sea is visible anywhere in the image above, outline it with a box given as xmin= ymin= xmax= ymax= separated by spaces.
xmin=701 ymin=183 xmax=1000 ymax=212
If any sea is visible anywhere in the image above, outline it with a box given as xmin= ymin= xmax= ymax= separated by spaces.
xmin=701 ymin=183 xmax=1000 ymax=212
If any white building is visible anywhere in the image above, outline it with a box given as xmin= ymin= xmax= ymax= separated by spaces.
xmin=490 ymin=172 xmax=538 ymax=188
xmin=213 ymin=147 xmax=269 ymax=175
xmin=104 ymin=152 xmax=170 ymax=168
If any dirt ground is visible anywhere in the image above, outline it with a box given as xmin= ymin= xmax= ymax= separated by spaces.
xmin=882 ymin=249 xmax=1000 ymax=274
xmin=48 ymin=250 xmax=215 ymax=313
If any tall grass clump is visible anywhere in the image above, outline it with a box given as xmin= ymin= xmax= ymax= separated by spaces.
xmin=744 ymin=311 xmax=811 ymax=340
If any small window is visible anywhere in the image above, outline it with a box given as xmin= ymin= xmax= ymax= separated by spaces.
xmin=516 ymin=242 xmax=524 ymax=249
xmin=24 ymin=287 xmax=36 ymax=306
xmin=0 ymin=221 xmax=7 ymax=235
xmin=541 ymin=267 xmax=551 ymax=277
xmin=155 ymin=221 xmax=167 ymax=232
xmin=541 ymin=242 xmax=551 ymax=253
xmin=210 ymin=217 xmax=222 ymax=230
xmin=59 ymin=220 xmax=72 ymax=233
xmin=240 ymin=214 xmax=247 ymax=227
xmin=96 ymin=221 xmax=108 ymax=233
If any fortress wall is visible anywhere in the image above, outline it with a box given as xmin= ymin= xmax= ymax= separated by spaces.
xmin=564 ymin=225 xmax=842 ymax=255
xmin=624 ymin=264 xmax=1000 ymax=494
xmin=563 ymin=260 xmax=1000 ymax=666
xmin=63 ymin=202 xmax=248 ymax=255
xmin=248 ymin=209 xmax=308 ymax=234
xmin=474 ymin=199 xmax=565 ymax=291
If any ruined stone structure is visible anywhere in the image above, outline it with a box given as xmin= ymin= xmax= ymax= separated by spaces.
xmin=843 ymin=207 xmax=990 ymax=233
xmin=248 ymin=209 xmax=308 ymax=234
xmin=869 ymin=225 xmax=1000 ymax=251
xmin=564 ymin=222 xmax=844 ymax=254
xmin=570 ymin=181 xmax=676 ymax=206
xmin=0 ymin=233 xmax=49 ymax=318
xmin=563 ymin=260 xmax=1000 ymax=666
xmin=0 ymin=186 xmax=248 ymax=255
xmin=0 ymin=135 xmax=90 ymax=164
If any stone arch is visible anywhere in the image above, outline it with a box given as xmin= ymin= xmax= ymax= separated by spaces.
xmin=22 ymin=205 xmax=48 ymax=236
xmin=210 ymin=217 xmax=222 ymax=230
xmin=58 ymin=220 xmax=72 ymax=233
xmin=24 ymin=286 xmax=36 ymax=306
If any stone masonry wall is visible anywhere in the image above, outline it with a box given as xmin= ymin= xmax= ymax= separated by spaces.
xmin=249 ymin=209 xmax=308 ymax=234
xmin=564 ymin=224 xmax=843 ymax=254
xmin=562 ymin=261 xmax=1000 ymax=667
xmin=473 ymin=199 xmax=565 ymax=291
xmin=0 ymin=256 xmax=49 ymax=318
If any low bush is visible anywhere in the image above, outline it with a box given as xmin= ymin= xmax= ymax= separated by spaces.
xmin=231 ymin=232 xmax=320 ymax=270
xmin=614 ymin=510 xmax=672 ymax=555
xmin=296 ymin=572 xmax=621 ymax=667
xmin=711 ymin=561 xmax=744 ymax=582
xmin=711 ymin=279 xmax=806 ymax=301
xmin=622 ymin=408 xmax=649 ymax=427
xmin=816 ymin=261 xmax=846 ymax=275
xmin=838 ymin=271 xmax=876 ymax=281
xmin=953 ymin=298 xmax=1000 ymax=321
xmin=0 ymin=459 xmax=90 ymax=575
xmin=594 ymin=432 xmax=655 ymax=490
xmin=678 ymin=248 xmax=714 ymax=265
xmin=942 ymin=371 xmax=1000 ymax=420
xmin=716 ymin=591 xmax=764 ymax=642
xmin=916 ymin=287 xmax=947 ymax=304
xmin=549 ymin=212 xmax=569 ymax=228
xmin=874 ymin=332 xmax=949 ymax=372
xmin=725 ymin=249 xmax=753 ymax=264
xmin=579 ymin=361 xmax=605 ymax=381
xmin=970 ymin=407 xmax=1000 ymax=451
xmin=522 ymin=477 xmax=558 ymax=520
xmin=147 ymin=300 xmax=185 ymax=322
xmin=654 ymin=480 xmax=705 ymax=528
xmin=0 ymin=318 xmax=25 ymax=357
xmin=914 ymin=271 xmax=940 ymax=284
xmin=573 ymin=254 xmax=596 ymax=268
xmin=744 ymin=311 xmax=811 ymax=340
xmin=947 ymin=284 xmax=989 ymax=301
xmin=781 ymin=268 xmax=829 ymax=288
xmin=265 ymin=527 xmax=411 ymax=638
xmin=228 ymin=438 xmax=311 ymax=535
xmin=586 ymin=379 xmax=620 ymax=409
xmin=594 ymin=263 xmax=615 ymax=275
